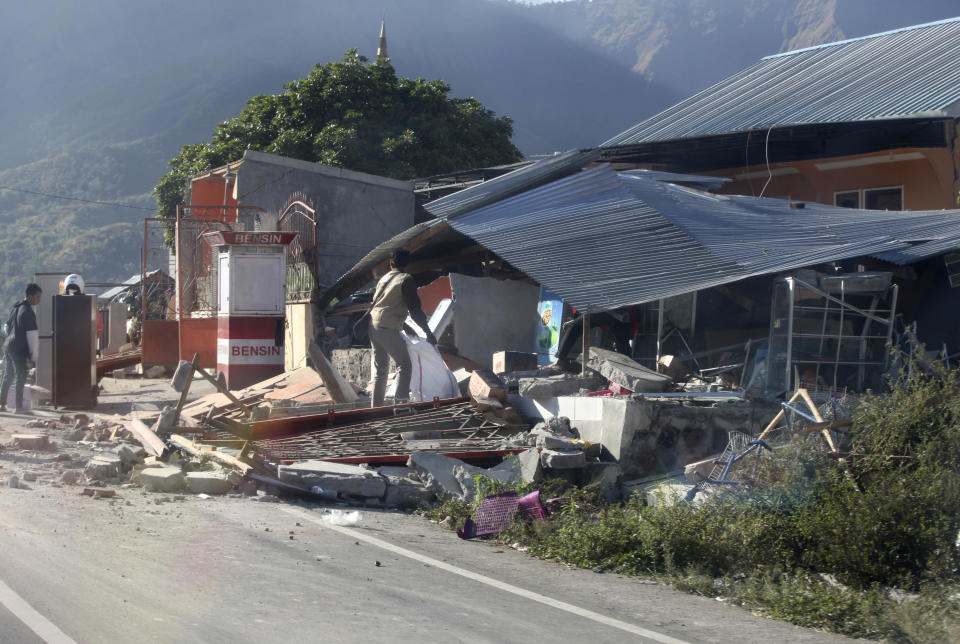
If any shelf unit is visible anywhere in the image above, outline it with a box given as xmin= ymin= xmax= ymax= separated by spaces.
xmin=765 ymin=274 xmax=898 ymax=395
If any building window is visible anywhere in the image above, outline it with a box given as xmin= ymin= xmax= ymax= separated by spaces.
xmin=833 ymin=186 xmax=903 ymax=210
xmin=864 ymin=186 xmax=902 ymax=210
xmin=835 ymin=190 xmax=860 ymax=208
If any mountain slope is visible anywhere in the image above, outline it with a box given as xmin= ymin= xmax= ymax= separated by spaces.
xmin=0 ymin=0 xmax=956 ymax=306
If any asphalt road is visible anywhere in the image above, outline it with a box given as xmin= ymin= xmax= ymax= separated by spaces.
xmin=0 ymin=481 xmax=857 ymax=644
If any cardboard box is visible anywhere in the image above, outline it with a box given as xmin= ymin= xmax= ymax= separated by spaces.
xmin=492 ymin=351 xmax=539 ymax=375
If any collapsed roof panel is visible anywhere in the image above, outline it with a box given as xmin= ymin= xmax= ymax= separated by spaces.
xmin=440 ymin=164 xmax=960 ymax=311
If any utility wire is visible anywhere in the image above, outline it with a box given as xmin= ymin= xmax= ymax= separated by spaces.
xmin=0 ymin=185 xmax=156 ymax=211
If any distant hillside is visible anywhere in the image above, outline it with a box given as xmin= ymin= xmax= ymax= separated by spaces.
xmin=0 ymin=0 xmax=956 ymax=306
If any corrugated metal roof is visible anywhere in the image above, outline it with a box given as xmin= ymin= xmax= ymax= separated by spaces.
xmin=443 ymin=164 xmax=960 ymax=311
xmin=98 ymin=269 xmax=168 ymax=301
xmin=423 ymin=148 xmax=600 ymax=219
xmin=316 ymin=220 xmax=446 ymax=310
xmin=602 ymin=17 xmax=960 ymax=147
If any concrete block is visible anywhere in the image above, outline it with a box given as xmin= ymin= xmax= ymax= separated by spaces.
xmin=469 ymin=370 xmax=506 ymax=402
xmin=408 ymin=451 xmax=475 ymax=498
xmin=115 ymin=444 xmax=145 ymax=469
xmin=65 ymin=428 xmax=87 ymax=442
xmin=185 ymin=471 xmax=234 ymax=495
xmin=84 ymin=454 xmax=123 ymax=481
xmin=12 ymin=434 xmax=49 ymax=450
xmin=518 ymin=447 xmax=543 ymax=483
xmin=586 ymin=348 xmax=671 ymax=393
xmin=532 ymin=429 xmax=579 ymax=450
xmin=540 ymin=449 xmax=585 ymax=470
xmin=492 ymin=351 xmax=539 ymax=374
xmin=136 ymin=466 xmax=186 ymax=493
xmin=518 ymin=374 xmax=606 ymax=398
xmin=278 ymin=460 xmax=386 ymax=499
xmin=61 ymin=470 xmax=82 ymax=485
xmin=586 ymin=462 xmax=620 ymax=492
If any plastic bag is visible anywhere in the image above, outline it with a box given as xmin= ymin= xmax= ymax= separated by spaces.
xmin=322 ymin=510 xmax=361 ymax=526
xmin=386 ymin=334 xmax=458 ymax=402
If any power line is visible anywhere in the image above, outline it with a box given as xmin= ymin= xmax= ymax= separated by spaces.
xmin=0 ymin=185 xmax=156 ymax=211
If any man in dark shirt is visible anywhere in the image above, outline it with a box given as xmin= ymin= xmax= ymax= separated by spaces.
xmin=1 ymin=283 xmax=42 ymax=413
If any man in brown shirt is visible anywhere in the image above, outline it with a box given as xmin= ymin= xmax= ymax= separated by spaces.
xmin=368 ymin=249 xmax=437 ymax=406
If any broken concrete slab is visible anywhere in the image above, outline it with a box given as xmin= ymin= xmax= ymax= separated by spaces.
xmin=407 ymin=451 xmax=519 ymax=501
xmin=278 ymin=461 xmax=386 ymax=499
xmin=518 ymin=447 xmax=543 ymax=483
xmin=586 ymin=347 xmax=671 ymax=393
xmin=518 ymin=374 xmax=607 ymax=398
xmin=135 ymin=466 xmax=186 ymax=493
xmin=586 ymin=462 xmax=620 ymax=496
xmin=185 ymin=471 xmax=234 ymax=495
xmin=115 ymin=444 xmax=145 ymax=469
xmin=12 ymin=434 xmax=49 ymax=450
xmin=407 ymin=451 xmax=469 ymax=498
xmin=384 ymin=480 xmax=435 ymax=508
xmin=684 ymin=455 xmax=719 ymax=484
xmin=540 ymin=449 xmax=586 ymax=470
xmin=644 ymin=481 xmax=698 ymax=508
xmin=65 ymin=428 xmax=87 ymax=442
xmin=84 ymin=454 xmax=123 ymax=480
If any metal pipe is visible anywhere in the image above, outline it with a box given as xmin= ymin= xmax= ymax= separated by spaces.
xmin=785 ymin=278 xmax=795 ymax=393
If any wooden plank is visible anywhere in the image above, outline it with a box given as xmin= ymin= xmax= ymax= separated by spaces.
xmin=124 ymin=418 xmax=166 ymax=458
xmin=757 ymin=389 xmax=803 ymax=440
xmin=169 ymin=434 xmax=253 ymax=474
xmin=308 ymin=340 xmax=358 ymax=404
xmin=193 ymin=366 xmax=253 ymax=417
xmin=797 ymin=387 xmax=837 ymax=452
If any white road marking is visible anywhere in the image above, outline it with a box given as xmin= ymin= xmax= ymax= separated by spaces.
xmin=0 ymin=578 xmax=77 ymax=644
xmin=285 ymin=507 xmax=691 ymax=644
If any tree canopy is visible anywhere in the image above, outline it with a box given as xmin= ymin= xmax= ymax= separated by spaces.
xmin=155 ymin=51 xmax=523 ymax=222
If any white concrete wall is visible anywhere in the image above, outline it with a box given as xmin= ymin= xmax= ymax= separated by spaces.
xmin=285 ymin=302 xmax=312 ymax=371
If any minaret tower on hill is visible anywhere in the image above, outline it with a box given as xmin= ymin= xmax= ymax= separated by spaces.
xmin=377 ymin=18 xmax=388 ymax=60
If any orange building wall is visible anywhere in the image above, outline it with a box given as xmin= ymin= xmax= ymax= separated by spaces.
xmin=142 ymin=320 xmax=180 ymax=368
xmin=179 ymin=317 xmax=218 ymax=369
xmin=714 ymin=148 xmax=956 ymax=210
xmin=189 ymin=175 xmax=238 ymax=222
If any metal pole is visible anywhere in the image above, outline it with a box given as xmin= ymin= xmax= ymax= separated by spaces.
xmin=884 ymin=284 xmax=899 ymax=370
xmin=140 ymin=220 xmax=148 ymax=334
xmin=581 ymin=310 xmax=590 ymax=376
xmin=656 ymin=298 xmax=664 ymax=367
xmin=785 ymin=278 xmax=795 ymax=393
xmin=176 ymin=205 xmax=184 ymax=363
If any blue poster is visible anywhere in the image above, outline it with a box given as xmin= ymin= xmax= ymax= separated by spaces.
xmin=535 ymin=287 xmax=563 ymax=366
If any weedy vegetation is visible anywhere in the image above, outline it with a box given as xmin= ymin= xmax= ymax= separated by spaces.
xmin=425 ymin=347 xmax=960 ymax=641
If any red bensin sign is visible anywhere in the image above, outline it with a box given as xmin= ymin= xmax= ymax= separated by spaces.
xmin=203 ymin=231 xmax=297 ymax=246
xmin=232 ymin=345 xmax=282 ymax=357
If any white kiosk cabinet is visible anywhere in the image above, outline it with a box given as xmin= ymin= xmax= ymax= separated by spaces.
xmin=204 ymin=231 xmax=297 ymax=390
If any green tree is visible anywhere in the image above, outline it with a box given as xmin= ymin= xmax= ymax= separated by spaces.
xmin=154 ymin=50 xmax=522 ymax=230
